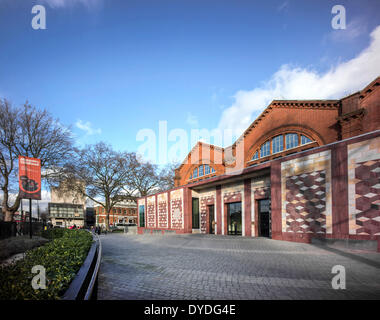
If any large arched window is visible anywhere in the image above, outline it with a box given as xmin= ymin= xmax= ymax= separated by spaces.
xmin=189 ymin=164 xmax=216 ymax=180
xmin=251 ymin=132 xmax=315 ymax=161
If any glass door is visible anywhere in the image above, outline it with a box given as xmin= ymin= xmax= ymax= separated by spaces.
xmin=208 ymin=205 xmax=215 ymax=234
xmin=258 ymin=199 xmax=271 ymax=238
xmin=227 ymin=202 xmax=242 ymax=235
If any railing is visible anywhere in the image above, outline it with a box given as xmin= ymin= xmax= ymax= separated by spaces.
xmin=62 ymin=231 xmax=102 ymax=300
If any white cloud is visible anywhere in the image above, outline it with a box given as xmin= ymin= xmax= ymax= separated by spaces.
xmin=186 ymin=112 xmax=199 ymax=127
xmin=217 ymin=25 xmax=380 ymax=140
xmin=75 ymin=119 xmax=102 ymax=136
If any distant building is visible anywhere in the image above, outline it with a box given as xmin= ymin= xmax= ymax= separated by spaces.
xmin=85 ymin=207 xmax=96 ymax=227
xmin=95 ymin=200 xmax=137 ymax=227
xmin=49 ymin=181 xmax=86 ymax=228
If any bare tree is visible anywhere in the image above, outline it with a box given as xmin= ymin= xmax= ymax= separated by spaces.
xmin=66 ymin=142 xmax=131 ymax=230
xmin=0 ymin=100 xmax=73 ymax=221
xmin=123 ymin=153 xmax=162 ymax=197
xmin=157 ymin=161 xmax=179 ymax=191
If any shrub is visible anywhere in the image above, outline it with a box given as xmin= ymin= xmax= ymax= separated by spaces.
xmin=0 ymin=229 xmax=93 ymax=300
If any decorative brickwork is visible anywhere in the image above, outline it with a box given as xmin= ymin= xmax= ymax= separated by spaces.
xmin=158 ymin=193 xmax=168 ymax=228
xmin=146 ymin=196 xmax=156 ymax=228
xmin=253 ymin=187 xmax=270 ymax=199
xmin=285 ymin=170 xmax=327 ymax=234
xmin=200 ymin=195 xmax=215 ymax=233
xmin=281 ymin=151 xmax=332 ymax=234
xmin=223 ymin=191 xmax=242 ymax=203
xmin=170 ymin=189 xmax=184 ymax=229
xmin=348 ymin=137 xmax=380 ymax=236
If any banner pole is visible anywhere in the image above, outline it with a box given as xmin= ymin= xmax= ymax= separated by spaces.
xmin=29 ymin=198 xmax=32 ymax=239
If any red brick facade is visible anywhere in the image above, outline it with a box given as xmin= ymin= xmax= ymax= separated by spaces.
xmin=175 ymin=77 xmax=380 ymax=187
xmin=138 ymin=77 xmax=380 ymax=251
xmin=95 ymin=203 xmax=137 ymax=226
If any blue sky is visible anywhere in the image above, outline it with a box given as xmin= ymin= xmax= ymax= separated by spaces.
xmin=1 ymin=0 xmax=380 ymax=166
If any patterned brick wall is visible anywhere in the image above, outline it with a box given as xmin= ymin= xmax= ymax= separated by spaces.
xmin=158 ymin=193 xmax=168 ymax=228
xmin=170 ymin=189 xmax=184 ymax=229
xmin=348 ymin=137 xmax=380 ymax=236
xmin=285 ymin=170 xmax=327 ymax=234
xmin=223 ymin=191 xmax=242 ymax=203
xmin=146 ymin=196 xmax=156 ymax=228
xmin=281 ymin=151 xmax=332 ymax=235
xmin=200 ymin=195 xmax=215 ymax=233
xmin=158 ymin=201 xmax=168 ymax=228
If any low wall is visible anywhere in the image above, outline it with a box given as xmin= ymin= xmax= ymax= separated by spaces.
xmin=62 ymin=232 xmax=102 ymax=300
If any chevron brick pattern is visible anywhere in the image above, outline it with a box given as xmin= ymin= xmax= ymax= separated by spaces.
xmin=285 ymin=170 xmax=326 ymax=234
xmin=200 ymin=196 xmax=214 ymax=233
xmin=354 ymin=159 xmax=380 ymax=236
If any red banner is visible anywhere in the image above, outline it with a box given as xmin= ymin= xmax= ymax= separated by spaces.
xmin=18 ymin=156 xmax=41 ymax=200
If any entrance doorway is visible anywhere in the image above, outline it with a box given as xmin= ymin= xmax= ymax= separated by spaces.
xmin=258 ymin=199 xmax=271 ymax=238
xmin=208 ymin=205 xmax=215 ymax=234
xmin=227 ymin=202 xmax=242 ymax=235
xmin=192 ymin=198 xmax=199 ymax=229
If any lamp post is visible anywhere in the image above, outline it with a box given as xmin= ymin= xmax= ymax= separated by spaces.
xmin=29 ymin=198 xmax=32 ymax=239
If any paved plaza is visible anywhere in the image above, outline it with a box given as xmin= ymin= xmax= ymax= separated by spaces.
xmin=98 ymin=233 xmax=380 ymax=300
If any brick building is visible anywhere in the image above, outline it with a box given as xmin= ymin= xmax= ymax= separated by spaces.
xmin=137 ymin=77 xmax=380 ymax=250
xmin=95 ymin=200 xmax=137 ymax=227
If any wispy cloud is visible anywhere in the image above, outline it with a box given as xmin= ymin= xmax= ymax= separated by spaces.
xmin=39 ymin=0 xmax=102 ymax=9
xmin=75 ymin=119 xmax=102 ymax=136
xmin=277 ymin=1 xmax=289 ymax=13
xmin=325 ymin=17 xmax=368 ymax=43
xmin=217 ymin=25 xmax=380 ymax=140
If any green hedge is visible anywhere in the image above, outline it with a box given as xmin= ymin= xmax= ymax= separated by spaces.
xmin=0 ymin=229 xmax=93 ymax=300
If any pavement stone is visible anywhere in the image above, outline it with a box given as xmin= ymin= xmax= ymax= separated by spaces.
xmin=97 ymin=233 xmax=380 ymax=300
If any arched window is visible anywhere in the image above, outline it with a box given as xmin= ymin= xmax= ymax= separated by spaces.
xmin=260 ymin=141 xmax=270 ymax=157
xmin=189 ymin=165 xmax=216 ymax=180
xmin=272 ymin=135 xmax=284 ymax=154
xmin=252 ymin=151 xmax=259 ymax=160
xmin=301 ymin=135 xmax=312 ymax=145
xmin=251 ymin=132 xmax=315 ymax=162
xmin=286 ymin=133 xmax=298 ymax=149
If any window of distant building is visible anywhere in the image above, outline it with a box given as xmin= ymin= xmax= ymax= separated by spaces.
xmin=193 ymin=167 xmax=198 ymax=178
xmin=251 ymin=151 xmax=259 ymax=161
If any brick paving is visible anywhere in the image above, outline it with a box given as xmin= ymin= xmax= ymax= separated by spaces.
xmin=97 ymin=233 xmax=380 ymax=300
